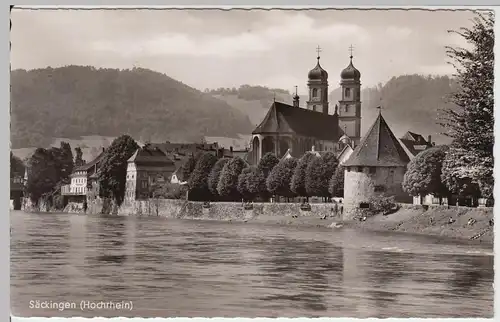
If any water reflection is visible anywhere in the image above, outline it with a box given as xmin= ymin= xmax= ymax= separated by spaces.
xmin=448 ymin=255 xmax=494 ymax=296
xmin=10 ymin=211 xmax=494 ymax=318
xmin=257 ymin=238 xmax=337 ymax=315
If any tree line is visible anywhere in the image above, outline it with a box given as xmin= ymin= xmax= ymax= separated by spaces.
xmin=180 ymin=151 xmax=345 ymax=202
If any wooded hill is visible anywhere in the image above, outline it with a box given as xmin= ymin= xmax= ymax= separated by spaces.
xmin=10 ymin=66 xmax=254 ymax=149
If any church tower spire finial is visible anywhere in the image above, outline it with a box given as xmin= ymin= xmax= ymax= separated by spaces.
xmin=349 ymin=44 xmax=354 ymax=61
xmin=316 ymin=45 xmax=322 ymax=61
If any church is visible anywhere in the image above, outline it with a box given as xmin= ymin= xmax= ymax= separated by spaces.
xmin=250 ymin=47 xmax=362 ymax=164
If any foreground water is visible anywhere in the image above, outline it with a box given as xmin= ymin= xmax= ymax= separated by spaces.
xmin=10 ymin=211 xmax=494 ymax=318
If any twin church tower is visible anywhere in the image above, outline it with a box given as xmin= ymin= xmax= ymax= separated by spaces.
xmin=303 ymin=46 xmax=362 ymax=145
xmin=251 ymin=45 xmax=362 ymax=163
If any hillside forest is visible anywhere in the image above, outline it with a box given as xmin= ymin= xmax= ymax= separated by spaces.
xmin=11 ymin=66 xmax=456 ymax=153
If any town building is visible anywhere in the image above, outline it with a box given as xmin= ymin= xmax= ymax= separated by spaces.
xmin=61 ymin=149 xmax=106 ymax=204
xmin=249 ymin=48 xmax=362 ymax=164
xmin=343 ymin=111 xmax=412 ymax=212
xmin=125 ymin=145 xmax=176 ymax=201
xmin=399 ymin=131 xmax=434 ymax=157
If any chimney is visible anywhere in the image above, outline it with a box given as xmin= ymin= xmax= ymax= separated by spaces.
xmin=230 ymin=146 xmax=233 ymax=153
xmin=427 ymin=135 xmax=432 ymax=144
xmin=102 ymin=147 xmax=105 ymax=153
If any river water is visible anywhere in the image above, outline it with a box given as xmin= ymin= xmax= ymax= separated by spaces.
xmin=10 ymin=210 xmax=494 ymax=318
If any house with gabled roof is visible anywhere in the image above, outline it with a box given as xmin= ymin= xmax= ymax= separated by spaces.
xmin=125 ymin=145 xmax=176 ymax=201
xmin=61 ymin=148 xmax=106 ymax=204
xmin=399 ymin=131 xmax=434 ymax=157
xmin=343 ymin=111 xmax=412 ymax=213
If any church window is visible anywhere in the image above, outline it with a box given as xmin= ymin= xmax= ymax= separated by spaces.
xmin=312 ymin=88 xmax=318 ymax=97
xmin=345 ymin=88 xmax=351 ymax=98
xmin=313 ymin=105 xmax=317 ymax=111
xmin=345 ymin=105 xmax=349 ymax=112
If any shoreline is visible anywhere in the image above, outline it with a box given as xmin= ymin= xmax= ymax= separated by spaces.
xmin=19 ymin=199 xmax=494 ymax=245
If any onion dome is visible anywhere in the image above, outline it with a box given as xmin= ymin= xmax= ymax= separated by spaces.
xmin=340 ymin=56 xmax=361 ymax=80
xmin=308 ymin=56 xmax=328 ymax=80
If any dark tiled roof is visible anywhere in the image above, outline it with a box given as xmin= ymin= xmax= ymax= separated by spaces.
xmin=344 ymin=112 xmax=410 ymax=167
xmin=128 ymin=147 xmax=175 ymax=166
xmin=74 ymin=151 xmax=106 ymax=172
xmin=400 ymin=131 xmax=433 ymax=157
xmin=252 ymin=101 xmax=341 ymax=141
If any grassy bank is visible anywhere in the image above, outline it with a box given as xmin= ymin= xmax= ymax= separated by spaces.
xmin=236 ymin=204 xmax=494 ymax=244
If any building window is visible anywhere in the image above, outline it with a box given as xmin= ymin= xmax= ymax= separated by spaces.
xmin=357 ymin=166 xmax=363 ymax=172
xmin=345 ymin=105 xmax=349 ymax=112
xmin=345 ymin=88 xmax=351 ymax=98
xmin=313 ymin=105 xmax=317 ymax=111
xmin=369 ymin=167 xmax=376 ymax=174
xmin=374 ymin=185 xmax=386 ymax=192
xmin=312 ymin=88 xmax=318 ymax=97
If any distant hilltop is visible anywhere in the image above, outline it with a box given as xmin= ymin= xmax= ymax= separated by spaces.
xmin=10 ymin=66 xmax=254 ymax=149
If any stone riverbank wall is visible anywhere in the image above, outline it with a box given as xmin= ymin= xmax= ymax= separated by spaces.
xmin=117 ymin=199 xmax=339 ymax=220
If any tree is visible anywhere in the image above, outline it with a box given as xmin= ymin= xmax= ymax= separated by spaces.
xmin=188 ymin=152 xmax=218 ymax=201
xmin=180 ymin=152 xmax=202 ymax=183
xmin=10 ymin=152 xmax=25 ymax=178
xmin=217 ymin=157 xmax=247 ymax=201
xmin=208 ymin=158 xmax=230 ymax=197
xmin=26 ymin=148 xmax=59 ymax=203
xmin=56 ymin=141 xmax=74 ymax=182
xmin=254 ymin=152 xmax=279 ymax=199
xmin=237 ymin=167 xmax=254 ymax=201
xmin=402 ymin=145 xmax=450 ymax=198
xmin=290 ymin=152 xmax=316 ymax=198
xmin=439 ymin=12 xmax=494 ymax=200
xmin=321 ymin=152 xmax=340 ymax=196
xmin=304 ymin=155 xmax=325 ymax=198
xmin=329 ymin=165 xmax=345 ymax=197
xmin=246 ymin=166 xmax=267 ymax=200
xmin=74 ymin=147 xmax=85 ymax=167
xmin=440 ymin=147 xmax=481 ymax=198
xmin=304 ymin=152 xmax=340 ymax=199
xmin=441 ymin=12 xmax=494 ymax=154
xmin=98 ymin=135 xmax=139 ymax=205
xmin=266 ymin=157 xmax=298 ymax=199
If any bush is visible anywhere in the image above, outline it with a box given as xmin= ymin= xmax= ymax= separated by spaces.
xmin=357 ymin=195 xmax=399 ymax=219
xmin=151 ymin=183 xmax=187 ymax=200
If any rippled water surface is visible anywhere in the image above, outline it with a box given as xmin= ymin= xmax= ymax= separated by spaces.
xmin=10 ymin=211 xmax=494 ymax=318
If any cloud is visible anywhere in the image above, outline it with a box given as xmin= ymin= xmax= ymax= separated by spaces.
xmin=10 ymin=9 xmax=478 ymax=90
xmin=90 ymin=12 xmax=369 ymax=59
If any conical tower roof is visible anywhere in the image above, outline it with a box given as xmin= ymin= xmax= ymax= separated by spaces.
xmin=343 ymin=112 xmax=410 ymax=167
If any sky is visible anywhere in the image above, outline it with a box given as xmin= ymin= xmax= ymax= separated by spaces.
xmin=10 ymin=8 xmax=480 ymax=94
